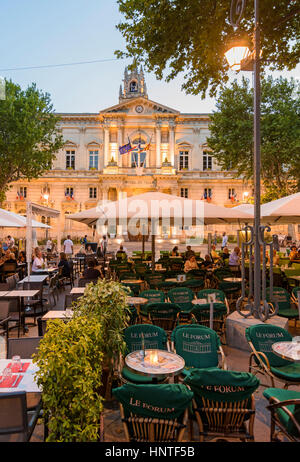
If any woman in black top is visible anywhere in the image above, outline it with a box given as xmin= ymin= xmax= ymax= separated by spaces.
xmin=58 ymin=252 xmax=71 ymax=277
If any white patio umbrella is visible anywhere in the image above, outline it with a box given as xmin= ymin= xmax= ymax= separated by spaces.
xmin=69 ymin=192 xmax=253 ymax=270
xmin=0 ymin=208 xmax=51 ymax=229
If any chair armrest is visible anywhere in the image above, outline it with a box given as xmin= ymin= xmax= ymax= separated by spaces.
xmin=218 ymin=346 xmax=228 ymax=370
xmin=0 ymin=316 xmax=11 ymax=325
xmin=267 ymin=397 xmax=300 ymax=435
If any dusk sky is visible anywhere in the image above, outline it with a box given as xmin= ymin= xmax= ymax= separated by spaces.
xmin=1 ymin=0 xmax=299 ymax=114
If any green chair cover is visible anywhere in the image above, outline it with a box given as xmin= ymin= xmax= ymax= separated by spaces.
xmin=112 ymin=383 xmax=194 ymax=420
xmin=184 ymin=367 xmax=260 ymax=404
xmin=147 ymin=302 xmax=181 ymax=319
xmin=181 ymin=279 xmax=205 ymax=290
xmin=167 ymin=287 xmax=194 ymax=313
xmin=266 ymin=287 xmax=298 ymax=319
xmin=124 ymin=324 xmax=167 ymax=353
xmin=246 ymin=324 xmax=300 ymax=382
xmin=263 ymin=388 xmax=300 ymax=437
xmin=139 ymin=290 xmax=165 ymax=316
xmin=145 ymin=274 xmax=165 ymax=289
xmin=292 ymin=287 xmax=300 ymax=300
xmin=171 ymin=325 xmax=221 ymax=371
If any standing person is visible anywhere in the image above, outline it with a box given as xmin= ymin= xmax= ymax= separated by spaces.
xmin=46 ymin=237 xmax=53 ymax=253
xmin=99 ymin=235 xmax=107 ymax=258
xmin=213 ymin=231 xmax=218 ymax=247
xmin=221 ymin=232 xmax=228 ymax=250
xmin=63 ymin=235 xmax=74 ymax=258
xmin=7 ymin=235 xmax=15 ymax=249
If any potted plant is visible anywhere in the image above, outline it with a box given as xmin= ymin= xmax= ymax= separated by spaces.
xmin=34 ymin=316 xmax=104 ymax=442
xmin=72 ymin=279 xmax=131 ymax=398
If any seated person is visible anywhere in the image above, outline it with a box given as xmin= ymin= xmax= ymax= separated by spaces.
xmin=5 ymin=252 xmax=17 ymax=264
xmin=201 ymin=254 xmax=214 ymax=268
xmin=58 ymin=252 xmax=71 ymax=277
xmin=18 ymin=251 xmax=26 ymax=264
xmin=221 ymin=247 xmax=230 ymax=261
xmin=78 ymin=245 xmax=87 ymax=255
xmin=185 ymin=245 xmax=195 ymax=260
xmin=229 ymin=247 xmax=241 ymax=267
xmin=290 ymin=246 xmax=300 ymax=262
xmin=116 ymin=244 xmax=127 ymax=259
xmin=32 ymin=248 xmax=45 ymax=271
xmin=86 ymin=245 xmax=94 ymax=256
xmin=82 ymin=259 xmax=101 ymax=280
xmin=210 ymin=245 xmax=220 ymax=262
xmin=171 ymin=246 xmax=179 ymax=257
xmin=184 ymin=255 xmax=199 ymax=273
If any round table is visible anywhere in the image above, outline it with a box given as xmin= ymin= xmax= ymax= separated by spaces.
xmin=127 ymin=297 xmax=148 ymax=306
xmin=125 ymin=349 xmax=185 ymax=380
xmin=272 ymin=341 xmax=300 ymax=362
xmin=223 ymin=277 xmax=242 ymax=283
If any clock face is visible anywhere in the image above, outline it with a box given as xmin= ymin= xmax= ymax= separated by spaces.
xmin=135 ymin=105 xmax=144 ymax=114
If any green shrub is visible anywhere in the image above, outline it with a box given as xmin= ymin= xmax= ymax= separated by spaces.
xmin=34 ymin=316 xmax=104 ymax=442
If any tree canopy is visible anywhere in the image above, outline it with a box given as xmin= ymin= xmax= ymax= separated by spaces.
xmin=207 ymin=76 xmax=300 ymax=201
xmin=0 ymin=80 xmax=63 ymax=201
xmin=116 ymin=0 xmax=300 ymax=98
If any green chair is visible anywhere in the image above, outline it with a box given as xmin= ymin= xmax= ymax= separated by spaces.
xmin=139 ymin=290 xmax=165 ymax=318
xmin=147 ymin=302 xmax=180 ymax=334
xmin=171 ymin=325 xmax=227 ymax=376
xmin=266 ymin=287 xmax=299 ymax=322
xmin=291 ymin=286 xmax=300 ymax=305
xmin=135 ymin=264 xmax=149 ymax=278
xmin=191 ymin=289 xmax=229 ymax=342
xmin=167 ymin=287 xmax=195 ymax=313
xmin=181 ymin=278 xmax=205 ymax=294
xmin=119 ymin=324 xmax=168 ymax=385
xmin=263 ymin=388 xmax=300 ymax=442
xmin=245 ymin=324 xmax=300 ymax=389
xmin=283 ymin=268 xmax=300 ymax=291
xmin=112 ymin=383 xmax=193 ymax=442
xmin=184 ymin=368 xmax=260 ymax=442
xmin=145 ymin=274 xmax=165 ymax=289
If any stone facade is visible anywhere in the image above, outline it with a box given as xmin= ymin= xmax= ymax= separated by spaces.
xmin=5 ymin=67 xmax=255 ymax=239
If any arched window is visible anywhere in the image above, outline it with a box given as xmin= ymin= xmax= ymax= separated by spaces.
xmin=131 ymin=138 xmax=147 ymax=168
xmin=130 ymin=81 xmax=138 ymax=93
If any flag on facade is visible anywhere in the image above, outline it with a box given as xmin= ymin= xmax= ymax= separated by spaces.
xmin=119 ymin=142 xmax=134 ymax=155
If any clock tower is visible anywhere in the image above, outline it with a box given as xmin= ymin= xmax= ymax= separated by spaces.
xmin=119 ymin=65 xmax=148 ymax=102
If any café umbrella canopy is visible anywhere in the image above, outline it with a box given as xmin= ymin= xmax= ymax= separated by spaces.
xmin=0 ymin=208 xmax=51 ymax=229
xmin=69 ymin=192 xmax=253 ymax=271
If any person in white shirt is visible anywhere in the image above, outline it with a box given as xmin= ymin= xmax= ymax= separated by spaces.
xmin=7 ymin=235 xmax=15 ymax=249
xmin=64 ymin=235 xmax=74 ymax=257
xmin=32 ymin=248 xmax=45 ymax=272
xmin=222 ymin=232 xmax=228 ymax=249
xmin=46 ymin=238 xmax=53 ymax=253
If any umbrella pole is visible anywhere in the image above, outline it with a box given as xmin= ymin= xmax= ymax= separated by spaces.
xmin=142 ymin=234 xmax=145 ymax=260
xmin=151 ymin=234 xmax=156 ymax=273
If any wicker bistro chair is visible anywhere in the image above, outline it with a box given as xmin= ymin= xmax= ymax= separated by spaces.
xmin=0 ymin=392 xmax=42 ymax=442
xmin=112 ymin=383 xmax=193 ymax=442
xmin=184 ymin=368 xmax=260 ymax=442
xmin=263 ymin=388 xmax=300 ymax=442
xmin=118 ymin=324 xmax=169 ymax=385
xmin=170 ymin=325 xmax=227 ymax=378
xmin=291 ymin=286 xmax=300 ymax=305
xmin=145 ymin=273 xmax=165 ymax=290
xmin=266 ymin=287 xmax=299 ymax=325
xmin=167 ymin=287 xmax=195 ymax=314
xmin=147 ymin=302 xmax=181 ymax=335
xmin=245 ymin=324 xmax=300 ymax=389
xmin=139 ymin=290 xmax=165 ymax=320
xmin=190 ymin=289 xmax=229 ymax=343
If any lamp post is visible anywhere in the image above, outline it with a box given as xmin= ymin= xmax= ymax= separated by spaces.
xmin=225 ymin=0 xmax=277 ymax=321
xmin=43 ymin=194 xmax=49 ymax=241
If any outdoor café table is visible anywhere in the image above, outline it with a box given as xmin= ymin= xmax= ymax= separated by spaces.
xmin=286 ymin=275 xmax=300 ymax=285
xmin=70 ymin=287 xmax=86 ymax=295
xmin=32 ymin=267 xmax=58 ymax=275
xmin=42 ymin=310 xmax=73 ymax=321
xmin=125 ymin=349 xmax=185 ymax=382
xmin=223 ymin=277 xmax=243 ymax=283
xmin=272 ymin=341 xmax=300 ymax=362
xmin=5 ymin=290 xmax=39 ymax=334
xmin=0 ymin=292 xmax=9 ymax=297
xmin=122 ymin=279 xmax=145 ymax=290
xmin=0 ymin=359 xmax=40 ymax=394
xmin=126 ymin=297 xmax=148 ymax=315
xmin=19 ymin=275 xmax=48 ymax=284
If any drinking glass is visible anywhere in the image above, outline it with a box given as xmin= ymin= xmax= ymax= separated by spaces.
xmin=0 ymin=364 xmax=12 ymax=384
xmin=12 ymin=355 xmax=22 ymax=373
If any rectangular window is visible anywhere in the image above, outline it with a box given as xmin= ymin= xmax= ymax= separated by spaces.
xmin=180 ymin=188 xmax=188 ymax=199
xmin=131 ymin=151 xmax=146 ymax=168
xmin=89 ymin=150 xmax=99 ymax=170
xmin=66 ymin=150 xmax=75 ymax=169
xmin=203 ymin=151 xmax=212 ymax=170
xmin=179 ymin=151 xmax=189 ymax=170
xmin=229 ymin=188 xmax=235 ymax=200
xmin=89 ymin=187 xmax=97 ymax=199
xmin=65 ymin=187 xmax=74 ymax=199
xmin=203 ymin=188 xmax=212 ymax=199
xmin=18 ymin=187 xmax=27 ymax=199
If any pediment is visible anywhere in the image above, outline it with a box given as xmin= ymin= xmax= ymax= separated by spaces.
xmin=100 ymin=97 xmax=180 ymax=116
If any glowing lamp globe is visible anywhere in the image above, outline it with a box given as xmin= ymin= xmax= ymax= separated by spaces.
xmin=225 ymin=46 xmax=251 ymax=71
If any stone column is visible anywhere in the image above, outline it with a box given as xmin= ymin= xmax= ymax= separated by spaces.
xmin=103 ymin=124 xmax=110 ymax=167
xmin=156 ymin=121 xmax=161 ymax=169
xmin=169 ymin=121 xmax=175 ymax=167
xmin=117 ymin=123 xmax=123 ymax=168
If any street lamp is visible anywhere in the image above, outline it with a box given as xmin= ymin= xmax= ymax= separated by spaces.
xmin=225 ymin=0 xmax=277 ymax=321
